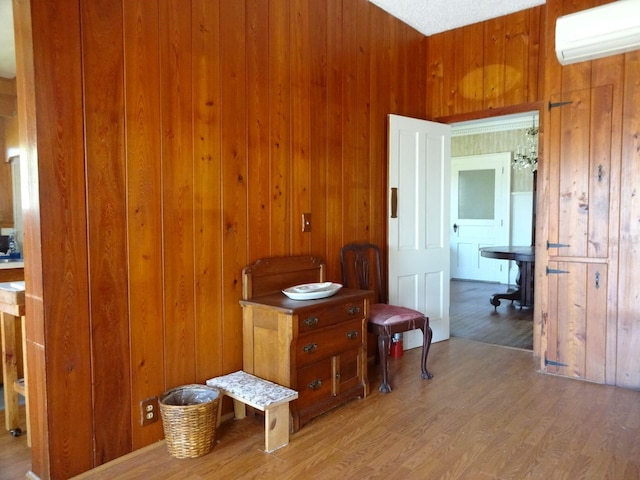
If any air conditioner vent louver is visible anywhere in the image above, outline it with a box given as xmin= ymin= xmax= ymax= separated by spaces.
xmin=555 ymin=0 xmax=640 ymax=65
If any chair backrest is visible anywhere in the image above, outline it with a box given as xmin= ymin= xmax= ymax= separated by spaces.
xmin=242 ymin=255 xmax=325 ymax=300
xmin=340 ymin=243 xmax=385 ymax=304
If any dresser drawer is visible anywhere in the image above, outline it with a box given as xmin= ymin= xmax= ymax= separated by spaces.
xmin=296 ymin=318 xmax=362 ymax=367
xmin=298 ymin=299 xmax=365 ymax=333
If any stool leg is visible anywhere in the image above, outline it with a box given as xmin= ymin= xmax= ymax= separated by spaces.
xmin=264 ymin=403 xmax=289 ymax=452
xmin=421 ymin=322 xmax=434 ymax=380
xmin=378 ymin=333 xmax=391 ymax=393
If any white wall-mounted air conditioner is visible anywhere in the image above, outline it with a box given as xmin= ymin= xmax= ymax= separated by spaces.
xmin=556 ymin=0 xmax=640 ymax=65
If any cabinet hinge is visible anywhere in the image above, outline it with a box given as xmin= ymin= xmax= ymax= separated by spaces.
xmin=546 ymin=266 xmax=570 ymax=275
xmin=547 ymin=241 xmax=571 ymax=249
xmin=544 ymin=357 xmax=568 ymax=367
xmin=548 ymin=100 xmax=573 ymax=111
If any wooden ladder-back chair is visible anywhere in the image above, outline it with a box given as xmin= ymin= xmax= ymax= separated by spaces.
xmin=340 ymin=243 xmax=433 ymax=393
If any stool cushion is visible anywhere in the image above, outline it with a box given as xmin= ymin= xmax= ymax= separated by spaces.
xmin=370 ymin=303 xmax=426 ymax=333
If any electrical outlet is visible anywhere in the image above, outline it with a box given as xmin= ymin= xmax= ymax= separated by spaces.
xmin=140 ymin=396 xmax=159 ymax=426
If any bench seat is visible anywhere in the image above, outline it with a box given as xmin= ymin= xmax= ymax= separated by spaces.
xmin=206 ymin=371 xmax=298 ymax=452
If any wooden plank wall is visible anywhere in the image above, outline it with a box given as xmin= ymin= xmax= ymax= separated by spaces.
xmin=426 ymin=6 xmax=544 ymax=119
xmin=19 ymin=0 xmax=428 ymax=477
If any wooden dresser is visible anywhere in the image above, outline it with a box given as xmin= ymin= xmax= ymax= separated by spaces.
xmin=240 ymin=256 xmax=370 ymax=431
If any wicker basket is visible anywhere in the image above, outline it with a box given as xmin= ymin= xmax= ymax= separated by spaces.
xmin=159 ymin=384 xmax=220 ymax=459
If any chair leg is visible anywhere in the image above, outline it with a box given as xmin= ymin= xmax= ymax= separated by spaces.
xmin=421 ymin=323 xmax=434 ymax=380
xmin=377 ymin=333 xmax=392 ymax=393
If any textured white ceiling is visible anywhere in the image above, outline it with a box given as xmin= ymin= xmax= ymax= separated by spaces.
xmin=369 ymin=0 xmax=546 ymax=36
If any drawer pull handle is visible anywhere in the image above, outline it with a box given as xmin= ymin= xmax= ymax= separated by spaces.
xmin=308 ymin=379 xmax=322 ymax=391
xmin=346 ymin=330 xmax=359 ymax=340
xmin=347 ymin=305 xmax=361 ymax=315
xmin=303 ymin=343 xmax=318 ymax=353
xmin=304 ymin=316 xmax=319 ymax=327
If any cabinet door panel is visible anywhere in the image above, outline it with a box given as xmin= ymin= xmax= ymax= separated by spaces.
xmin=332 ymin=348 xmax=361 ymax=395
xmin=546 ymin=261 xmax=607 ymax=383
xmin=296 ymin=357 xmax=333 ymax=409
xmin=548 ymin=85 xmax=612 ymax=258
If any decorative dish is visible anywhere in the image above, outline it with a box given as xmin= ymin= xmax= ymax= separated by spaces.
xmin=282 ymin=282 xmax=342 ymax=300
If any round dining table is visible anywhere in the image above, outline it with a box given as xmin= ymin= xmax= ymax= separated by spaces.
xmin=479 ymin=246 xmax=534 ymax=309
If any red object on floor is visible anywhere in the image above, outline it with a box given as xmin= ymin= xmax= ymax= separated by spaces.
xmin=390 ymin=337 xmax=403 ymax=358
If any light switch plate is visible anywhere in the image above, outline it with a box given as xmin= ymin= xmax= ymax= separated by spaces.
xmin=302 ymin=213 xmax=312 ymax=232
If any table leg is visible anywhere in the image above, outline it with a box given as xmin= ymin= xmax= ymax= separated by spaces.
xmin=489 ymin=260 xmax=534 ymax=309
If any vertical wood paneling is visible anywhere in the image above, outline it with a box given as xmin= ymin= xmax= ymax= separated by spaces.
xmin=588 ymin=85 xmax=612 ymax=258
xmin=342 ymin=0 xmax=359 ymax=242
xmin=159 ymin=0 xmax=196 ymax=388
xmin=219 ymin=0 xmax=247 ymax=372
xmin=526 ymin=6 xmax=543 ymax=103
xmin=503 ymin=10 xmax=528 ymax=106
xmin=192 ymin=0 xmax=223 ymax=382
xmin=592 ymin=53 xmax=623 ymax=386
xmin=325 ymin=0 xmax=344 ymax=281
xmin=585 ymin=263 xmax=606 ymax=383
xmin=460 ymin=23 xmax=484 ymax=113
xmin=558 ymin=88 xmax=591 ymax=257
xmin=81 ymin=0 xmax=131 ymax=464
xmin=124 ymin=0 xmax=165 ymax=449
xmin=269 ymin=0 xmax=291 ymax=256
xmin=309 ymin=0 xmax=329 ymax=261
xmin=368 ymin=8 xmax=387 ymax=260
xmin=356 ymin=1 xmax=372 ymax=242
xmin=290 ymin=0 xmax=311 ymax=254
xmin=246 ymin=0 xmax=271 ymax=261
xmin=25 ymin=0 xmax=438 ymax=475
xmin=450 ymin=29 xmax=465 ymax=114
xmin=483 ymin=16 xmax=506 ymax=109
xmin=426 ymin=32 xmax=445 ymax=118
xmin=427 ymin=8 xmax=544 ymax=119
xmin=30 ymin=0 xmax=94 ymax=476
xmin=618 ymin=50 xmax=640 ymax=388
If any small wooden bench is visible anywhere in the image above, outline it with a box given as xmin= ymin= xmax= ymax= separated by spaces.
xmin=206 ymin=371 xmax=298 ymax=452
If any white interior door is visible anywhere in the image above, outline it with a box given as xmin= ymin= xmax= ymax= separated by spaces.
xmin=388 ymin=114 xmax=451 ymax=346
xmin=450 ymin=153 xmax=511 ymax=283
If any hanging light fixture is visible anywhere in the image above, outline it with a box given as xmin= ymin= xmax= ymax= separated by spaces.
xmin=513 ymin=122 xmax=538 ymax=172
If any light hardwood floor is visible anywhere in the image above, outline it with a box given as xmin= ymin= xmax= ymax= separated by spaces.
xmin=69 ymin=339 xmax=640 ymax=479
xmin=2 ymin=287 xmax=639 ymax=480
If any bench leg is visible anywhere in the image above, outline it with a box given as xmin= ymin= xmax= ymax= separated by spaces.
xmin=264 ymin=403 xmax=289 ymax=453
xmin=232 ymin=398 xmax=246 ymax=420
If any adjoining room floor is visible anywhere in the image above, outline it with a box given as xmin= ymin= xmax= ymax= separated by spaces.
xmin=450 ymin=279 xmax=533 ymax=350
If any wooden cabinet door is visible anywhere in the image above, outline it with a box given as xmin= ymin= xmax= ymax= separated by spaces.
xmin=548 ymin=85 xmax=612 ymax=259
xmin=546 ymin=261 xmax=607 ymax=383
xmin=332 ymin=348 xmax=362 ymax=395
xmin=545 ymin=85 xmax=614 ymax=383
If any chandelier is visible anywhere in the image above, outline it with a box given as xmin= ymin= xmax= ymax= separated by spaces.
xmin=513 ymin=124 xmax=538 ymax=172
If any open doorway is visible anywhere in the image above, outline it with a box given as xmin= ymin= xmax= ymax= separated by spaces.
xmin=449 ymin=111 xmax=538 ymax=351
